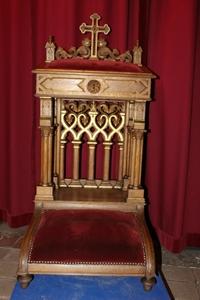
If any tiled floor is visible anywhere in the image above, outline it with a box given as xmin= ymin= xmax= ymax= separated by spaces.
xmin=0 ymin=221 xmax=200 ymax=300
xmin=161 ymin=249 xmax=200 ymax=299
xmin=0 ymin=223 xmax=26 ymax=300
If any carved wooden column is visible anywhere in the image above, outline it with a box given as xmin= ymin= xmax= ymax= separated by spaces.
xmin=127 ymin=101 xmax=146 ymax=204
xmin=100 ymin=142 xmax=112 ymax=188
xmin=133 ymin=130 xmax=144 ymax=188
xmin=128 ymin=128 xmax=136 ymax=184
xmin=53 ymin=98 xmax=61 ymax=189
xmin=70 ymin=141 xmax=82 ymax=187
xmin=129 ymin=129 xmax=144 ymax=188
xmin=59 ymin=143 xmax=65 ymax=185
xmin=122 ymin=101 xmax=133 ymax=191
xmin=118 ymin=142 xmax=124 ymax=181
xmin=40 ymin=127 xmax=53 ymax=186
xmin=35 ymin=97 xmax=54 ymax=201
xmin=86 ymin=141 xmax=97 ymax=188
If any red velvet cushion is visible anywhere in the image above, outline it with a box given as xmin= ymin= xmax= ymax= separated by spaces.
xmin=40 ymin=58 xmax=149 ymax=74
xmin=28 ymin=209 xmax=145 ymax=265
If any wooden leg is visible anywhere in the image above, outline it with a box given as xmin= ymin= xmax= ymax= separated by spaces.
xmin=17 ymin=274 xmax=33 ymax=288
xmin=141 ymin=276 xmax=156 ymax=291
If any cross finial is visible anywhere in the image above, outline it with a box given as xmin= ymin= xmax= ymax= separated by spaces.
xmin=79 ymin=13 xmax=110 ymax=59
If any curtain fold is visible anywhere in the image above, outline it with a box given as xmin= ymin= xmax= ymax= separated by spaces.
xmin=146 ymin=0 xmax=200 ymax=252
xmin=0 ymin=0 xmax=199 ymax=252
xmin=0 ymin=0 xmax=34 ymax=225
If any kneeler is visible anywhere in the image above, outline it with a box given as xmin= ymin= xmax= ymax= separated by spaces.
xmin=17 ymin=13 xmax=156 ymax=291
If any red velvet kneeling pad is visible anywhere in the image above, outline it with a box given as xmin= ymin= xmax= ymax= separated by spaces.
xmin=43 ymin=57 xmax=146 ymax=73
xmin=28 ymin=209 xmax=145 ymax=266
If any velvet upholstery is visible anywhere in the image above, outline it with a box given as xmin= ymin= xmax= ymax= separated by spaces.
xmin=29 ymin=209 xmax=145 ymax=265
xmin=41 ymin=58 xmax=149 ymax=73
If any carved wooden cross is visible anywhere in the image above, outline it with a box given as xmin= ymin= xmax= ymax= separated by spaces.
xmin=79 ymin=13 xmax=110 ymax=59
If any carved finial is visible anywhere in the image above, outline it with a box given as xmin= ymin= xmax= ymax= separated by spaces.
xmin=45 ymin=36 xmax=56 ymax=63
xmin=91 ymin=101 xmax=96 ymax=112
xmin=52 ymin=14 xmax=145 ymax=64
xmin=79 ymin=13 xmax=110 ymax=59
xmin=133 ymin=40 xmax=143 ymax=66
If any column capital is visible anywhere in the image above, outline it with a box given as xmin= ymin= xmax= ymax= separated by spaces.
xmin=128 ymin=128 xmax=146 ymax=139
xmin=40 ymin=126 xmax=52 ymax=137
xmin=133 ymin=129 xmax=146 ymax=139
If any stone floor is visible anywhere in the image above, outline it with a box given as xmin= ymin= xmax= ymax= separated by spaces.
xmin=0 ymin=221 xmax=200 ymax=299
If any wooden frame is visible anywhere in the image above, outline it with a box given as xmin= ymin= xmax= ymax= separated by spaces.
xmin=17 ymin=13 xmax=156 ymax=291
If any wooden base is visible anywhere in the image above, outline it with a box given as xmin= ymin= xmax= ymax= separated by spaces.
xmin=17 ymin=274 xmax=33 ymax=289
xmin=35 ymin=186 xmax=54 ymax=201
xmin=53 ymin=187 xmax=127 ymax=202
xmin=141 ymin=276 xmax=157 ymax=291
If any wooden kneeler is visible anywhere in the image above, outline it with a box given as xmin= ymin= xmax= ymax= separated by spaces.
xmin=17 ymin=13 xmax=156 ymax=291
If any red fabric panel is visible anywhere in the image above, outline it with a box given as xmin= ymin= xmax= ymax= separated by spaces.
xmin=1 ymin=0 xmax=200 ymax=252
xmin=111 ymin=136 xmax=120 ymax=180
xmin=29 ymin=210 xmax=145 ymax=265
xmin=0 ymin=211 xmax=32 ymax=228
xmin=0 ymin=0 xmax=35 ymax=224
xmin=80 ymin=134 xmax=88 ymax=179
xmin=65 ymin=133 xmax=73 ymax=179
xmin=145 ymin=0 xmax=200 ymax=252
xmin=184 ymin=4 xmax=200 ymax=244
xmin=41 ymin=58 xmax=146 ymax=73
xmin=95 ymin=135 xmax=104 ymax=179
xmin=31 ymin=0 xmax=140 ymax=66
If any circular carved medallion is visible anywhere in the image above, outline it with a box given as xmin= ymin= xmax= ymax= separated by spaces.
xmin=87 ymin=80 xmax=101 ymax=94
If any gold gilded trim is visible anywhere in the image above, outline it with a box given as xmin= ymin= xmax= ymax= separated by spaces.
xmin=60 ymin=100 xmax=125 ymax=143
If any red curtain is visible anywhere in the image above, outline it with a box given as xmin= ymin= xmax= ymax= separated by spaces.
xmin=0 ymin=0 xmax=199 ymax=252
xmin=0 ymin=0 xmax=34 ymax=225
xmin=146 ymin=0 xmax=200 ymax=252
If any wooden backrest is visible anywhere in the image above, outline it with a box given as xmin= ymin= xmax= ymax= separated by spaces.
xmin=34 ymin=13 xmax=155 ymax=207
